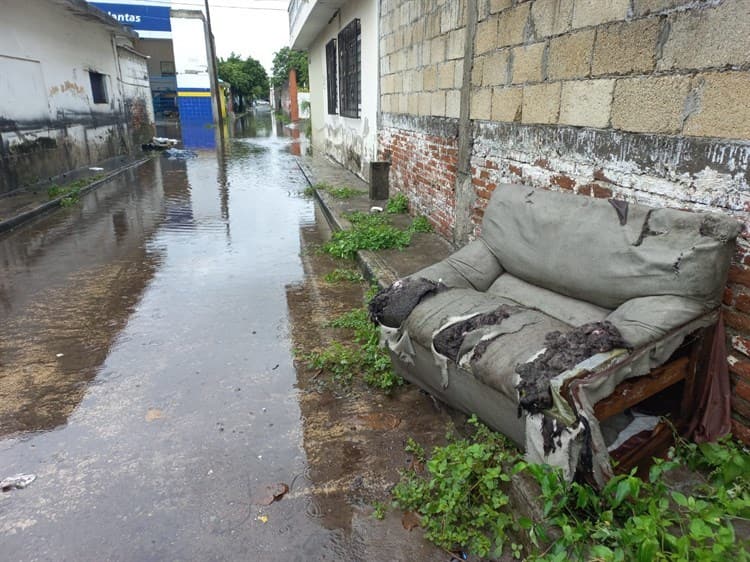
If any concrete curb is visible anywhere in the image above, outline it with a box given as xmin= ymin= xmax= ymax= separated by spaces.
xmin=0 ymin=156 xmax=152 ymax=234
xmin=295 ymin=158 xmax=399 ymax=289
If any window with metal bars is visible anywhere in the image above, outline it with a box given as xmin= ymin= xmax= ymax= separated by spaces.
xmin=338 ymin=18 xmax=361 ymax=119
xmin=325 ymin=39 xmax=337 ymax=115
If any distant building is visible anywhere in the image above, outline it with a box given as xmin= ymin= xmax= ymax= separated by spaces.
xmin=0 ymin=0 xmax=155 ymax=194
xmin=289 ymin=0 xmax=378 ymax=180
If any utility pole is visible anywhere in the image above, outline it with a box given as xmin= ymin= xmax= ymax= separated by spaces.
xmin=204 ymin=0 xmax=225 ymax=136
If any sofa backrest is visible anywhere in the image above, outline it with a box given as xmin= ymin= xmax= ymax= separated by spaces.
xmin=480 ymin=185 xmax=740 ymax=310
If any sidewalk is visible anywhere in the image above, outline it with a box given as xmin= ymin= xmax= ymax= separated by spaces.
xmin=296 ymin=153 xmax=455 ymax=287
xmin=0 ymin=154 xmax=151 ymax=234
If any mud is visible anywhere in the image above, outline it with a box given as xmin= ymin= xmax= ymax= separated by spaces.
xmin=516 ymin=321 xmax=627 ymax=414
xmin=368 ymin=277 xmax=446 ymax=328
xmin=433 ymin=305 xmax=516 ymax=362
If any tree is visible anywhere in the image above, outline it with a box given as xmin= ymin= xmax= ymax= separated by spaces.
xmin=217 ymin=53 xmax=269 ymax=113
xmin=271 ymin=47 xmax=309 ymax=89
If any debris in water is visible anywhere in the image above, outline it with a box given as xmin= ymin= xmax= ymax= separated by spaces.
xmin=516 ymin=321 xmax=627 ymax=415
xmin=252 ymin=483 xmax=289 ymax=506
xmin=55 ymin=353 xmax=64 ymax=358
xmin=256 ymin=515 xmax=268 ymax=523
xmin=163 ymin=148 xmax=198 ymax=159
xmin=89 ymin=167 xmax=104 ymax=172
xmin=1 ymin=474 xmax=36 ymax=492
xmin=369 ymin=278 xmax=447 ymax=328
xmin=370 ymin=206 xmax=383 ymax=213
xmin=145 ymin=408 xmax=164 ymax=422
xmin=401 ymin=511 xmax=420 ymax=531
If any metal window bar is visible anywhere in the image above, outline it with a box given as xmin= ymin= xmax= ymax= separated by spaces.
xmin=326 ymin=39 xmax=337 ymax=115
xmin=338 ymin=18 xmax=360 ymax=119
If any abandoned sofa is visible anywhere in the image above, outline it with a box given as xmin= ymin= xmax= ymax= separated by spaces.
xmin=370 ymin=184 xmax=740 ymax=485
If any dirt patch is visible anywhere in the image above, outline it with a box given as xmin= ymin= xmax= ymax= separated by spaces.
xmin=433 ymin=306 xmax=516 ymax=362
xmin=516 ymin=321 xmax=627 ymax=415
xmin=368 ymin=278 xmax=446 ymax=328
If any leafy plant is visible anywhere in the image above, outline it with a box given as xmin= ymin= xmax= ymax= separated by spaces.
xmin=410 ymin=215 xmax=433 ymax=233
xmin=303 ymin=185 xmax=316 ymax=197
xmin=372 ymin=501 xmax=387 ymax=520
xmin=327 ymin=187 xmax=360 ymax=199
xmin=300 ymin=342 xmax=359 ymax=385
xmin=324 ymin=268 xmax=365 ymax=283
xmin=392 ymin=420 xmax=750 ymax=561
xmin=386 ymin=193 xmax=409 ymax=214
xmin=392 ymin=416 xmax=520 ymax=558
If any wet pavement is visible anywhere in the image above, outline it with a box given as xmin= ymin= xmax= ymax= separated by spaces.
xmin=0 ymin=113 xmax=457 ymax=561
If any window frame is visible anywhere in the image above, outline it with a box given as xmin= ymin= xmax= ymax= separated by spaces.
xmin=325 ymin=39 xmax=337 ymax=115
xmin=337 ymin=18 xmax=361 ymax=119
xmin=89 ymin=71 xmax=108 ymax=104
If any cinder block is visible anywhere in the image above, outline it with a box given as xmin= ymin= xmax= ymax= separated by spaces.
xmin=491 ymin=86 xmax=523 ymax=122
xmin=497 ymin=3 xmax=531 ymax=47
xmin=423 ymin=67 xmax=437 ymax=91
xmin=547 ymin=29 xmax=594 ymax=81
xmin=438 ymin=61 xmax=456 ymax=89
xmin=611 ymin=75 xmax=692 ymax=134
xmin=683 ymin=72 xmax=750 ymax=140
xmin=431 ymin=36 xmax=447 ymax=64
xmin=441 ymin=0 xmax=461 ymax=33
xmin=454 ymin=59 xmax=465 ymax=88
xmin=398 ymin=94 xmax=409 ymax=114
xmin=490 ymin=0 xmax=512 ymax=13
xmin=592 ymin=18 xmax=660 ymax=76
xmin=407 ymin=93 xmax=420 ymax=115
xmin=634 ymin=0 xmax=687 ymax=16
xmin=559 ymin=79 xmax=614 ymax=128
xmin=531 ymin=0 xmax=574 ymax=38
xmin=521 ymin=82 xmax=561 ymax=124
xmin=431 ymin=90 xmax=447 ymax=117
xmin=482 ymin=50 xmax=510 ymax=86
xmin=475 ymin=15 xmax=498 ymax=54
xmin=421 ymin=40 xmax=432 ymax=66
xmin=511 ymin=42 xmax=545 ymax=84
xmin=382 ymin=94 xmax=392 ymax=113
xmin=472 ymin=56 xmax=485 ymax=87
xmin=658 ymin=0 xmax=750 ymax=71
xmin=447 ymin=28 xmax=465 ymax=60
xmin=470 ymin=87 xmax=493 ymax=120
xmin=418 ymin=92 xmax=432 ymax=116
xmin=572 ymin=0 xmax=629 ymax=29
xmin=446 ymin=89 xmax=462 ymax=118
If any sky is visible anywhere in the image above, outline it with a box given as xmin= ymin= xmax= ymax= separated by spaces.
xmin=95 ymin=0 xmax=291 ymax=73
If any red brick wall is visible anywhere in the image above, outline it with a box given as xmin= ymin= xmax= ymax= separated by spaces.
xmin=379 ymin=126 xmax=458 ymax=239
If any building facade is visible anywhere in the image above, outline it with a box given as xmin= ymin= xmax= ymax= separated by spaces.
xmin=290 ymin=0 xmax=379 ymax=180
xmin=0 ymin=0 xmax=154 ymax=194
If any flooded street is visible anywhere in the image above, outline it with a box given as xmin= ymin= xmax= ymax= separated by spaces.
xmin=0 ymin=114 xmax=452 ymax=561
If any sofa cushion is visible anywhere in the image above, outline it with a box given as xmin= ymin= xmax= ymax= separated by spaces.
xmin=487 ymin=274 xmax=611 ymax=326
xmin=402 ymin=287 xmax=572 ymax=402
xmin=480 ymin=185 xmax=740 ymax=310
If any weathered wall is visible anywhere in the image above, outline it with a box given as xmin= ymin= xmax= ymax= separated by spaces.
xmin=308 ymin=0 xmax=379 ymax=180
xmin=380 ymin=0 xmax=750 ymax=442
xmin=0 ymin=0 xmax=154 ymax=194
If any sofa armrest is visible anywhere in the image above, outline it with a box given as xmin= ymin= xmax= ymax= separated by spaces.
xmin=408 ymin=239 xmax=504 ymax=291
xmin=606 ymin=295 xmax=712 ymax=348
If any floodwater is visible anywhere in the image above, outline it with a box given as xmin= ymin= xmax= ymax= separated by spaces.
xmin=0 ymin=113 xmax=455 ymax=561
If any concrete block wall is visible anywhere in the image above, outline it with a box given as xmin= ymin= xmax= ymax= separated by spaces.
xmin=379 ymin=0 xmax=467 ymax=237
xmin=379 ymin=0 xmax=750 ymax=442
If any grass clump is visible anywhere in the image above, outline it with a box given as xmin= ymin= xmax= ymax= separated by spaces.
xmin=324 ymin=268 xmax=365 ymax=283
xmin=47 ymin=175 xmax=103 ymax=207
xmin=301 ymin=304 xmax=403 ymax=393
xmin=386 ymin=193 xmax=409 ymax=214
xmin=322 ymin=212 xmax=434 ymax=259
xmin=391 ymin=422 xmax=750 ymax=561
xmin=304 ymin=182 xmax=363 ymax=199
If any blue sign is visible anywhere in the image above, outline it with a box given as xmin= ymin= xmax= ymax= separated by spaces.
xmin=90 ymin=2 xmax=171 ymax=32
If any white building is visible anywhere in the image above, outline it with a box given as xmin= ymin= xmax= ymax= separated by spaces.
xmin=0 ymin=0 xmax=154 ymax=194
xmin=289 ymin=0 xmax=378 ymax=180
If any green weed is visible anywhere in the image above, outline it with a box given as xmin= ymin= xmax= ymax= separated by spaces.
xmin=392 ymin=419 xmax=750 ymax=561
xmin=410 ymin=215 xmax=433 ymax=233
xmin=386 ymin=193 xmax=409 ymax=214
xmin=47 ymin=174 xmax=104 ymax=207
xmin=324 ymin=268 xmax=365 ymax=283
xmin=372 ymin=501 xmax=387 ymax=520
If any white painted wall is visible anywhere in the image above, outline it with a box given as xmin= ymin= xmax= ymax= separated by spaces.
xmin=0 ymin=0 xmax=153 ymax=192
xmin=307 ymin=0 xmax=378 ymax=179
xmin=170 ymin=15 xmax=211 ymax=91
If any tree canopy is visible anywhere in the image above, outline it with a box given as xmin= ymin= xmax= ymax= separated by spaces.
xmin=217 ymin=53 xmax=269 ymax=112
xmin=271 ymin=47 xmax=309 ymax=89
